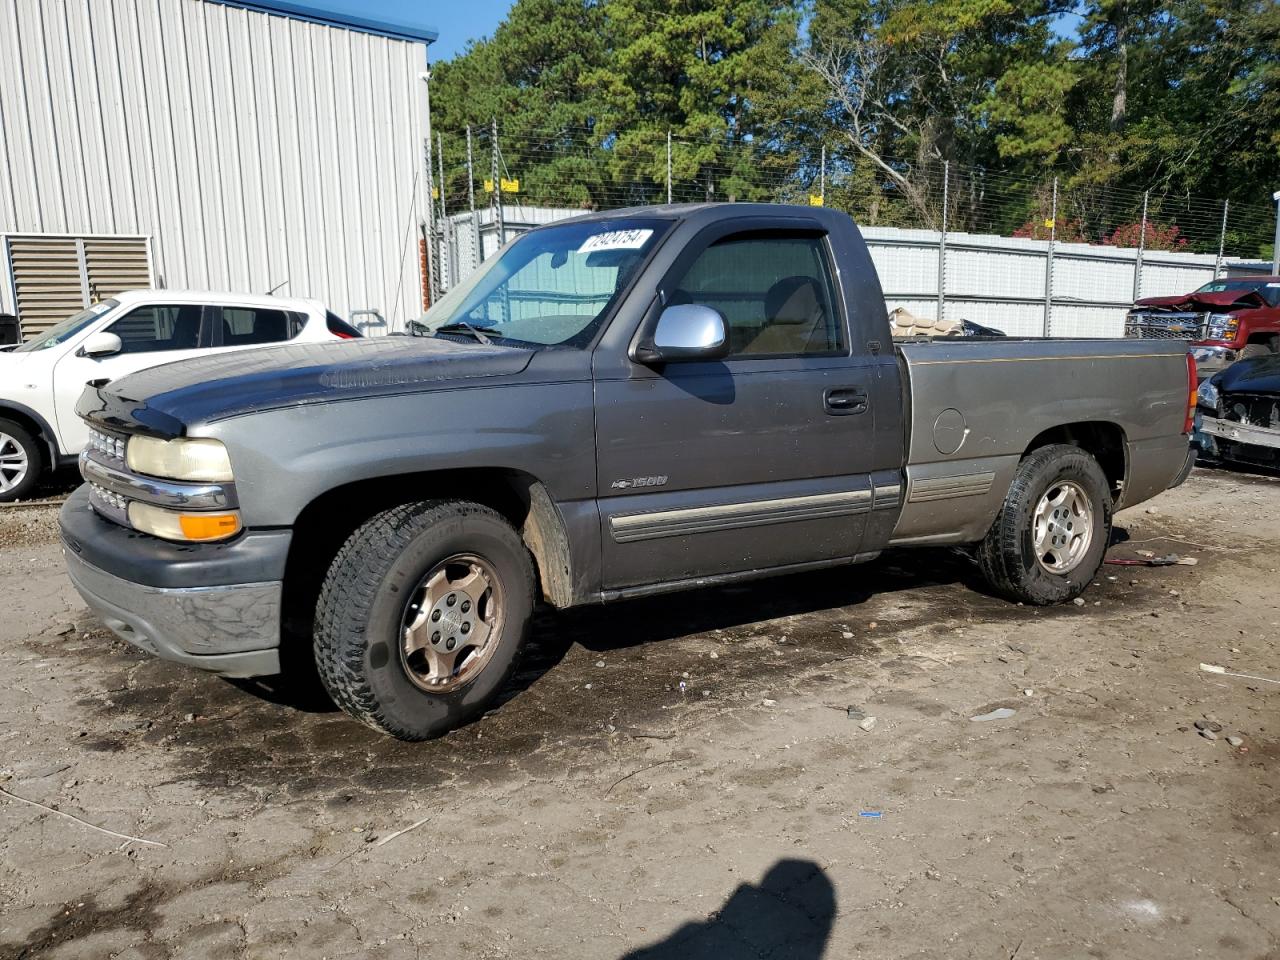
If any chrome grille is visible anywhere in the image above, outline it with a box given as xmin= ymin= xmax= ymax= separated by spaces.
xmin=87 ymin=480 xmax=130 ymax=525
xmin=87 ymin=427 xmax=127 ymax=462
xmin=1124 ymin=311 xmax=1207 ymax=341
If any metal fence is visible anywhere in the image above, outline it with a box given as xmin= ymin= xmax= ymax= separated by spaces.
xmin=422 ymin=123 xmax=1276 ymax=337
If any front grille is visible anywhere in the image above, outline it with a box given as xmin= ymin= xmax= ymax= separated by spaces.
xmin=1125 ymin=311 xmax=1207 ymax=341
xmin=87 ymin=427 xmax=127 ymax=462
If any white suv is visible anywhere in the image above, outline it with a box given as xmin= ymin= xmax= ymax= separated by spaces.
xmin=0 ymin=290 xmax=360 ymax=501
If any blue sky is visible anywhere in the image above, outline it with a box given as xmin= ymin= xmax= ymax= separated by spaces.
xmin=309 ymin=0 xmax=514 ymax=59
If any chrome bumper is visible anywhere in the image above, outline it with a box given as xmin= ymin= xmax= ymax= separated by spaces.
xmin=1190 ymin=345 xmax=1237 ymax=379
xmin=63 ymin=547 xmax=282 ymax=677
xmin=1199 ymin=416 xmax=1280 ymax=452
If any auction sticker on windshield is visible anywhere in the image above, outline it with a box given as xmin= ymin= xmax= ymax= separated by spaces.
xmin=578 ymin=229 xmax=653 ymax=253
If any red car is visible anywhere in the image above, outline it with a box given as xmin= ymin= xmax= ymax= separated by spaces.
xmin=1126 ymin=276 xmax=1280 ymax=377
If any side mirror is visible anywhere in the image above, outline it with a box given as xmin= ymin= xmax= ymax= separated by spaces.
xmin=79 ymin=331 xmax=122 ymax=358
xmin=635 ymin=304 xmax=730 ymax=364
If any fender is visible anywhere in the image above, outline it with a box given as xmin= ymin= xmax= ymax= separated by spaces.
xmin=0 ymin=398 xmax=64 ymax=465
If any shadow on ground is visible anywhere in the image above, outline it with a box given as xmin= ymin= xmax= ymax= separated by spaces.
xmin=619 ymin=859 xmax=835 ymax=960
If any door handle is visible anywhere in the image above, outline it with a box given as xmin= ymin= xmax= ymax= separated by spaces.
xmin=824 ymin=387 xmax=868 ymax=416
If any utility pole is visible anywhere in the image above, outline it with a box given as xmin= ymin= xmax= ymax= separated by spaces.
xmin=666 ymin=130 xmax=672 ymax=204
xmin=936 ymin=160 xmax=949 ymax=321
xmin=1132 ymin=190 xmax=1149 ymax=302
xmin=465 ymin=126 xmax=480 ymax=275
xmin=1043 ymin=176 xmax=1058 ymax=337
xmin=820 ymin=145 xmax=826 ymax=205
xmin=491 ymin=117 xmax=505 ymax=248
xmin=1272 ymin=190 xmax=1280 ymax=275
xmin=1214 ymin=200 xmax=1228 ymax=280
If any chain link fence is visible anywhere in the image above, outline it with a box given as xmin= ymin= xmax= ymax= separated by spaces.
xmin=422 ymin=123 xmax=1277 ymax=336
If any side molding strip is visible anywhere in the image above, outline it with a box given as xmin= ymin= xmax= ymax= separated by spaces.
xmin=906 ymin=472 xmax=995 ymax=503
xmin=611 ymin=489 xmax=876 ymax=544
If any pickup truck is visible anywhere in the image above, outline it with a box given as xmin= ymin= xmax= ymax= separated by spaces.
xmin=1125 ymin=275 xmax=1280 ymax=378
xmin=60 ymin=204 xmax=1197 ymax=741
xmin=0 ymin=290 xmax=361 ymax=501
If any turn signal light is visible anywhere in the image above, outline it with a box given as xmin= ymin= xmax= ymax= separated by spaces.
xmin=179 ymin=513 xmax=243 ymax=541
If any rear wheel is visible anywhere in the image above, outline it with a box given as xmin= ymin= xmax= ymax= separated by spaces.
xmin=314 ymin=500 xmax=535 ymax=740
xmin=0 ymin=418 xmax=42 ymax=503
xmin=977 ymin=444 xmax=1111 ymax=605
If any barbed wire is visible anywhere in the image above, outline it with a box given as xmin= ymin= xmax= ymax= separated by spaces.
xmin=429 ymin=123 xmax=1275 ymax=261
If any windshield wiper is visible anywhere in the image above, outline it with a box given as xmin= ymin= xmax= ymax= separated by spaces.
xmin=433 ymin=321 xmax=493 ymax=346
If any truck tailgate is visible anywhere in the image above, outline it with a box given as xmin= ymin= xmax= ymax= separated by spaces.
xmin=889 ymin=338 xmax=1191 ymax=546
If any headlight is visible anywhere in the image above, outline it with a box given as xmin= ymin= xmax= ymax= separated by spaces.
xmin=126 ymin=436 xmax=233 ymax=482
xmin=1205 ymin=313 xmax=1238 ymax=340
xmin=128 ymin=502 xmax=242 ymax=542
xmin=1196 ymin=378 xmax=1219 ymax=409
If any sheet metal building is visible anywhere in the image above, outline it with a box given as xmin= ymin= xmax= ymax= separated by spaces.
xmin=0 ymin=0 xmax=437 ymax=338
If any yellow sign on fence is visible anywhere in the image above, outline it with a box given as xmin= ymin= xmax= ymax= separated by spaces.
xmin=483 ymin=178 xmax=520 ymax=194
xmin=809 ymin=194 xmax=825 ymax=207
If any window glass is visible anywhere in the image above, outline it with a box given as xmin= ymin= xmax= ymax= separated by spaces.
xmin=14 ymin=299 xmax=117 ymax=352
xmin=419 ymin=218 xmax=670 ymax=347
xmin=220 ymin=308 xmax=297 ymax=346
xmin=105 ymin=305 xmax=203 ymax=354
xmin=671 ymin=235 xmax=843 ymax=357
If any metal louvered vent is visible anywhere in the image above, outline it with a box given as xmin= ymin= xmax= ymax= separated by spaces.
xmin=5 ymin=237 xmax=84 ymax=340
xmin=83 ymin=238 xmax=151 ymax=302
xmin=4 ymin=235 xmax=151 ymax=340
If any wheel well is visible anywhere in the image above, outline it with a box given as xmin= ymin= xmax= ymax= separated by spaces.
xmin=1245 ymin=332 xmax=1279 ymax=346
xmin=279 ymin=469 xmax=574 ymax=668
xmin=1022 ymin=422 xmax=1126 ymax=499
xmin=0 ymin=405 xmax=56 ymax=466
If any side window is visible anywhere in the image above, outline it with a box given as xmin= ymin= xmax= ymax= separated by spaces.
xmin=671 ymin=234 xmax=843 ymax=357
xmin=219 ymin=308 xmax=298 ymax=346
xmin=105 ymin=305 xmax=204 ymax=354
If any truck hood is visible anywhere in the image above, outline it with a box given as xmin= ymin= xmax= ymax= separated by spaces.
xmin=77 ymin=336 xmax=535 ymax=437
xmin=1212 ymin=353 xmax=1280 ymax=396
xmin=1134 ymin=290 xmax=1267 ymax=312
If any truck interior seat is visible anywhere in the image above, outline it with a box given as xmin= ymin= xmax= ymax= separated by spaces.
xmin=742 ymin=276 xmax=829 ymax=355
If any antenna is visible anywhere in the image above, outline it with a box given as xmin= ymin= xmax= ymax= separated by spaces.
xmin=266 ymin=279 xmax=289 ymax=295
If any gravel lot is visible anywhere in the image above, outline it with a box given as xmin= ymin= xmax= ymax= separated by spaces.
xmin=1 ymin=468 xmax=1278 ymax=959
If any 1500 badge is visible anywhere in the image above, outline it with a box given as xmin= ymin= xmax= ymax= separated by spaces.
xmin=611 ymin=475 xmax=668 ymax=490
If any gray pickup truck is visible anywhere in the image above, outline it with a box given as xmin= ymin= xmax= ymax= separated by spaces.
xmin=61 ymin=204 xmax=1196 ymax=740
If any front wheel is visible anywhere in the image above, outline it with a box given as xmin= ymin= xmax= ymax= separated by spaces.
xmin=0 ymin=418 xmax=43 ymax=503
xmin=976 ymin=444 xmax=1112 ymax=605
xmin=314 ymin=500 xmax=535 ymax=740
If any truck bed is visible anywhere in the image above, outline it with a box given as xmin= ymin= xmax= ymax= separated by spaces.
xmin=889 ymin=337 xmax=1193 ymax=546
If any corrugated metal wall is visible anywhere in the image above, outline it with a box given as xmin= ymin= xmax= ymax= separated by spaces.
xmin=0 ymin=0 xmax=429 ymax=333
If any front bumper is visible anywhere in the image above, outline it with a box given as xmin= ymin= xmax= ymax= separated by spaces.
xmin=1189 ymin=344 xmax=1238 ymax=379
xmin=59 ymin=487 xmax=286 ymax=677
xmin=1199 ymin=415 xmax=1280 ymax=452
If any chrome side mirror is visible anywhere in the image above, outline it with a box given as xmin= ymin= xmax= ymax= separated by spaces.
xmin=79 ymin=331 xmax=122 ymax=358
xmin=634 ymin=304 xmax=730 ymax=364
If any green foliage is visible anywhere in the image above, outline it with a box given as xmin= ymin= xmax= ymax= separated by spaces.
xmin=429 ymin=0 xmax=1280 ymax=256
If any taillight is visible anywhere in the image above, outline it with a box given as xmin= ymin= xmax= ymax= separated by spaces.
xmin=1184 ymin=352 xmax=1197 ymax=434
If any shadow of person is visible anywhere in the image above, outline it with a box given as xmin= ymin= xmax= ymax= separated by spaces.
xmin=619 ymin=859 xmax=835 ymax=960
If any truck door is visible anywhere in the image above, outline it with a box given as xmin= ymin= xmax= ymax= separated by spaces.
xmin=592 ymin=221 xmax=891 ymax=591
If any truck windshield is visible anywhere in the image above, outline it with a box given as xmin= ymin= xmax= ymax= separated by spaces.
xmin=416 ymin=219 xmax=670 ymax=347
xmin=1195 ymin=279 xmax=1280 ymax=306
xmin=14 ymin=299 xmax=118 ymax=352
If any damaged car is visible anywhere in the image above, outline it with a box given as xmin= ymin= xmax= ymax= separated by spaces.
xmin=1196 ymin=353 xmax=1280 ymax=469
xmin=1126 ymin=275 xmax=1280 ymax=379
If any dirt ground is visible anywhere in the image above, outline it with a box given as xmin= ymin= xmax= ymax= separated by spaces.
xmin=0 ymin=467 xmax=1277 ymax=960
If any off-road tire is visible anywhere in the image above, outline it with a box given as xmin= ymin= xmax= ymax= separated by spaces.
xmin=314 ymin=500 xmax=535 ymax=741
xmin=976 ymin=444 xmax=1112 ymax=605
xmin=0 ymin=418 xmax=43 ymax=503
xmin=1239 ymin=337 xmax=1279 ymax=360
